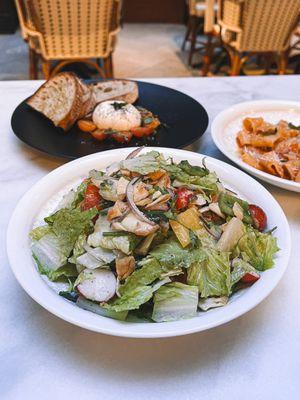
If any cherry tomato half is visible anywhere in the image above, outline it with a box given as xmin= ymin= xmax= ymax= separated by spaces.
xmin=81 ymin=184 xmax=101 ymax=211
xmin=249 ymin=204 xmax=267 ymax=231
xmin=90 ymin=129 xmax=106 ymax=141
xmin=175 ymin=188 xmax=194 ymax=210
xmin=131 ymin=126 xmax=155 ymax=138
xmin=241 ymin=271 xmax=260 ymax=284
xmin=111 ymin=131 xmax=133 ymax=143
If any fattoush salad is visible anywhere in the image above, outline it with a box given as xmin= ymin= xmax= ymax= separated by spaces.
xmin=30 ymin=149 xmax=279 ymax=322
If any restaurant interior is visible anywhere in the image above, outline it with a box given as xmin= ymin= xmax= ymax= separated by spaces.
xmin=1 ymin=0 xmax=300 ymax=80
xmin=2 ymin=2 xmax=300 ymax=399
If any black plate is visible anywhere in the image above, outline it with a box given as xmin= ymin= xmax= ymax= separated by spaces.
xmin=11 ymin=80 xmax=208 ymax=159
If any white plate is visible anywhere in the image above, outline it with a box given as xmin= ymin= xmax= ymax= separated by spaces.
xmin=6 ymin=147 xmax=291 ymax=338
xmin=211 ymin=100 xmax=300 ymax=192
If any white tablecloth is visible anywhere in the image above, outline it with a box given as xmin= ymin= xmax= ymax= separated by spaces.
xmin=1 ymin=76 xmax=299 ymax=400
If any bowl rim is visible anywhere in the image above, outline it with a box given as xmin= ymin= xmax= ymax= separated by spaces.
xmin=6 ymin=147 xmax=291 ymax=338
xmin=211 ymin=99 xmax=300 ymax=192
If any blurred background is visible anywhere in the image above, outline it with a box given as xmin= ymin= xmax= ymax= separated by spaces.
xmin=1 ymin=0 xmax=300 ymax=80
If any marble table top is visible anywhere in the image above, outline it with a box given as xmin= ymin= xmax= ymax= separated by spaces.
xmin=1 ymin=76 xmax=299 ymax=400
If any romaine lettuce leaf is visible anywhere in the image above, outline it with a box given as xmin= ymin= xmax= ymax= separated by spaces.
xmin=33 ymin=254 xmax=78 ymax=282
xmin=234 ymin=227 xmax=279 ymax=271
xmin=68 ymin=233 xmax=86 ymax=264
xmin=99 ymin=179 xmax=118 ymax=202
xmin=89 ymin=169 xmax=104 ymax=180
xmin=56 ymin=189 xmax=76 ymax=210
xmin=230 ymin=258 xmax=259 ymax=285
xmin=149 ymin=237 xmax=206 ymax=269
xmin=88 ymin=215 xmax=139 ymax=254
xmin=119 ymin=257 xmax=162 ymax=295
xmin=152 ymin=282 xmax=198 ymax=322
xmin=101 ymin=234 xmax=140 ymax=255
xmin=76 ymin=296 xmax=127 ymax=320
xmin=173 ymin=172 xmax=219 ymax=194
xmin=84 ymin=245 xmax=116 ymax=264
xmin=217 ymin=217 xmax=245 ymax=252
xmin=75 ymin=245 xmax=115 ymax=269
xmin=31 ymin=233 xmax=68 ymax=270
xmin=104 ymin=275 xmax=172 ymax=313
xmin=198 ymin=296 xmax=228 ymax=311
xmin=103 ymin=285 xmax=154 ymax=312
xmin=161 ymin=158 xmax=218 ymax=193
xmin=119 ymin=151 xmax=161 ymax=174
xmin=118 ymin=237 xmax=206 ymax=297
xmin=87 ymin=214 xmax=111 ymax=247
xmin=71 ymin=181 xmax=89 ymax=208
xmin=33 ymin=208 xmax=97 ymax=271
xmin=177 ymin=160 xmax=209 ymax=177
xmin=29 ymin=225 xmax=52 ymax=241
xmin=218 ymin=192 xmax=252 ymax=224
xmin=47 ymin=207 xmax=97 ymax=255
xmin=75 ymin=252 xmax=105 ymax=270
xmin=187 ymin=249 xmax=231 ymax=298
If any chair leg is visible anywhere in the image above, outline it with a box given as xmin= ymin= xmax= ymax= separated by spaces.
xmin=229 ymin=51 xmax=242 ymax=76
xmin=109 ymin=53 xmax=114 ymax=78
xmin=264 ymin=53 xmax=272 ymax=75
xmin=278 ymin=51 xmax=288 ymax=75
xmin=182 ymin=16 xmax=192 ymax=51
xmin=41 ymin=60 xmax=51 ymax=79
xmin=188 ymin=16 xmax=198 ymax=66
xmin=29 ymin=48 xmax=38 ymax=79
xmin=201 ymin=33 xmax=214 ymax=76
xmin=104 ymin=54 xmax=113 ymax=78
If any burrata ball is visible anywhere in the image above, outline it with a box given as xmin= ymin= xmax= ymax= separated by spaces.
xmin=92 ymin=100 xmax=141 ymax=131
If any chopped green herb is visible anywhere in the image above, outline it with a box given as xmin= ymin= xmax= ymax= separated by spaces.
xmin=143 ymin=117 xmax=153 ymax=125
xmin=102 ymin=231 xmax=131 ymax=237
xmin=288 ymin=122 xmax=300 ymax=130
xmin=104 ymin=129 xmax=119 ymax=135
xmin=112 ymin=102 xmax=127 ymax=111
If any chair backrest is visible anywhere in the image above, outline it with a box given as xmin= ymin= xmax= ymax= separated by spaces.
xmin=218 ymin=0 xmax=300 ymax=52
xmin=15 ymin=0 xmax=121 ymax=59
xmin=188 ymin=0 xmax=217 ymax=33
xmin=188 ymin=0 xmax=205 ymax=17
xmin=15 ymin=0 xmax=36 ymax=40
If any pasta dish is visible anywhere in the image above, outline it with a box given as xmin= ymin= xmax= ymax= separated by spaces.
xmin=237 ymin=117 xmax=300 ymax=182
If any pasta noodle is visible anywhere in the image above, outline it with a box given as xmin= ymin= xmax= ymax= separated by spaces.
xmin=237 ymin=117 xmax=300 ymax=182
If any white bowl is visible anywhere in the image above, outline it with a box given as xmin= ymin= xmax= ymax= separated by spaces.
xmin=6 ymin=147 xmax=291 ymax=338
xmin=211 ymin=100 xmax=300 ymax=192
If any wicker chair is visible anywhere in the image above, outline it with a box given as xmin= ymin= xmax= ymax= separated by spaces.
xmin=182 ymin=0 xmax=218 ymax=67
xmin=15 ymin=0 xmax=122 ymax=79
xmin=217 ymin=0 xmax=300 ymax=75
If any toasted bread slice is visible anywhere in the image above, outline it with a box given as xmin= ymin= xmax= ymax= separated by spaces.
xmin=76 ymin=77 xmax=96 ymax=119
xmin=27 ymin=72 xmax=92 ymax=131
xmin=89 ymin=80 xmax=139 ymax=104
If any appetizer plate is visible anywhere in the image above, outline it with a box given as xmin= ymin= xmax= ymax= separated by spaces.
xmin=6 ymin=147 xmax=290 ymax=338
xmin=11 ymin=80 xmax=208 ymax=159
xmin=211 ymin=100 xmax=300 ymax=192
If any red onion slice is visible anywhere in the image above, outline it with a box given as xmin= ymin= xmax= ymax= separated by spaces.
xmin=199 ymin=214 xmax=221 ymax=240
xmin=166 ymin=188 xmax=174 ymax=198
xmin=126 ymin=177 xmax=157 ymax=226
xmin=125 ymin=147 xmax=145 ymax=160
xmin=106 ymin=162 xmax=120 ymax=176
